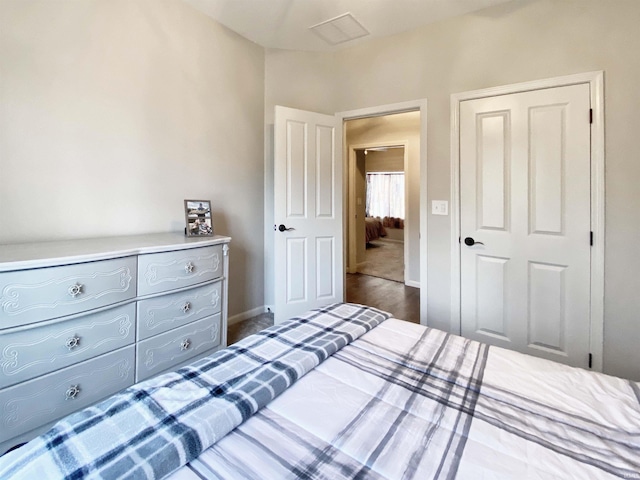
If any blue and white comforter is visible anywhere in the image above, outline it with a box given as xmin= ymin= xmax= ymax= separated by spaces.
xmin=0 ymin=304 xmax=390 ymax=479
xmin=170 ymin=319 xmax=640 ymax=479
xmin=1 ymin=303 xmax=639 ymax=479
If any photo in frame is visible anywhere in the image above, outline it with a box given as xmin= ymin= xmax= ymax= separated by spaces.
xmin=184 ymin=200 xmax=214 ymax=237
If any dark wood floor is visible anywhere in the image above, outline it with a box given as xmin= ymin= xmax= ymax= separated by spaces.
xmin=346 ymin=273 xmax=420 ymax=324
xmin=227 ymin=273 xmax=420 ymax=345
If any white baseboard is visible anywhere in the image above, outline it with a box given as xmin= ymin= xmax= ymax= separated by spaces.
xmin=228 ymin=305 xmax=272 ymax=326
xmin=380 ymin=238 xmax=404 ymax=244
xmin=405 ymin=280 xmax=420 ymax=289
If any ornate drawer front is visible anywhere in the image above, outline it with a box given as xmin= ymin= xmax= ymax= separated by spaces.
xmin=0 ymin=346 xmax=135 ymax=444
xmin=137 ymin=281 xmax=222 ymax=341
xmin=0 ymin=257 xmax=136 ymax=329
xmin=0 ymin=303 xmax=135 ymax=389
xmin=136 ymin=313 xmax=221 ymax=382
xmin=137 ymin=245 xmax=223 ymax=297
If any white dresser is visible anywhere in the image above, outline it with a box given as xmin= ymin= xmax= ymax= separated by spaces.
xmin=0 ymin=233 xmax=230 ymax=455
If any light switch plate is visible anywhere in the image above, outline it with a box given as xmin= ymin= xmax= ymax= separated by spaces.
xmin=432 ymin=200 xmax=449 ymax=215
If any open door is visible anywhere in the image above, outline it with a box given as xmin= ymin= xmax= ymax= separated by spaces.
xmin=274 ymin=106 xmax=343 ymax=323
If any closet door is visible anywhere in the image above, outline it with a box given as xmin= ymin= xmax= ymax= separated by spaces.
xmin=459 ymin=84 xmax=592 ymax=368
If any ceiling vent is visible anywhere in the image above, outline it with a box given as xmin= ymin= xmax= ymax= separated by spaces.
xmin=309 ymin=12 xmax=370 ymax=46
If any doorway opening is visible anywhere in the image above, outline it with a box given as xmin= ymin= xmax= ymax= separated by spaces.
xmin=353 ymin=146 xmax=405 ymax=283
xmin=269 ymin=99 xmax=427 ymax=325
xmin=342 ymin=110 xmax=422 ymax=323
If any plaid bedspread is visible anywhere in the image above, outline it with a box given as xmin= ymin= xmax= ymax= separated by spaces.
xmin=0 ymin=303 xmax=391 ymax=480
xmin=172 ymin=319 xmax=640 ymax=480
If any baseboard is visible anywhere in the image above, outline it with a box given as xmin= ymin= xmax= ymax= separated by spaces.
xmin=405 ymin=280 xmax=420 ymax=289
xmin=380 ymin=238 xmax=404 ymax=244
xmin=228 ymin=305 xmax=272 ymax=326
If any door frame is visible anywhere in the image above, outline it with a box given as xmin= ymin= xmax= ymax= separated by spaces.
xmin=337 ymin=99 xmax=428 ymax=323
xmin=450 ymin=71 xmax=605 ymax=370
xmin=347 ymin=140 xmax=410 ymax=285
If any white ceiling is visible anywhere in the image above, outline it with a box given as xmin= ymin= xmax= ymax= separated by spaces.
xmin=182 ymin=0 xmax=515 ymax=52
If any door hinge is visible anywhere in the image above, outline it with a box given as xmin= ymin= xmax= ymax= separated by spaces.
xmin=458 ymin=236 xmax=461 ymax=244
xmin=588 ymin=353 xmax=593 ymax=369
xmin=589 ymin=109 xmax=593 ymax=124
xmin=590 ymin=231 xmax=593 ymax=246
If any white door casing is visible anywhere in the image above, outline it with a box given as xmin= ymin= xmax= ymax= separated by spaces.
xmin=451 ymin=72 xmax=605 ymax=370
xmin=336 ymin=99 xmax=428 ymax=324
xmin=274 ymin=106 xmax=343 ymax=323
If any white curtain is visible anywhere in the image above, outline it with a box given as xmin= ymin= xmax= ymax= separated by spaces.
xmin=366 ymin=173 xmax=405 ymax=219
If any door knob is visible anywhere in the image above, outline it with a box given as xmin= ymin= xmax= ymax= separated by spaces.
xmin=278 ymin=224 xmax=295 ymax=232
xmin=464 ymin=237 xmax=484 ymax=246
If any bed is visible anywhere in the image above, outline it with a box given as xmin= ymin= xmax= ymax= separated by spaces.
xmin=381 ymin=216 xmax=404 ymax=230
xmin=365 ymin=217 xmax=387 ymax=243
xmin=0 ymin=304 xmax=638 ymax=479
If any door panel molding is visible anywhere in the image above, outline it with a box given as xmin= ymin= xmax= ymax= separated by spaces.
xmin=450 ymin=71 xmax=605 ymax=371
xmin=274 ymin=106 xmax=342 ymax=323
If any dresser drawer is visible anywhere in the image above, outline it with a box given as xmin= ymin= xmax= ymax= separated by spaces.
xmin=137 ymin=245 xmax=223 ymax=297
xmin=0 ymin=303 xmax=135 ymax=389
xmin=136 ymin=313 xmax=221 ymax=382
xmin=0 ymin=345 xmax=135 ymax=444
xmin=0 ymin=257 xmax=137 ymax=329
xmin=137 ymin=281 xmax=222 ymax=341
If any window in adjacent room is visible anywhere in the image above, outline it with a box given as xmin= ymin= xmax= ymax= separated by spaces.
xmin=365 ymin=172 xmax=405 ymax=219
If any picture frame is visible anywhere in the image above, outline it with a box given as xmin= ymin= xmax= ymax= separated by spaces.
xmin=184 ymin=199 xmax=214 ymax=237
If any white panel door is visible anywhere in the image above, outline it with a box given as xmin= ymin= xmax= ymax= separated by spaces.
xmin=274 ymin=106 xmax=343 ymax=323
xmin=460 ymin=84 xmax=591 ymax=367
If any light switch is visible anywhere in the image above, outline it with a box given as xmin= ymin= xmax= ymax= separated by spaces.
xmin=357 ymin=197 xmax=362 ymax=206
xmin=432 ymin=200 xmax=449 ymax=215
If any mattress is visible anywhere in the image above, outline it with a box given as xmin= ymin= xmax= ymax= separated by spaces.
xmin=1 ymin=304 xmax=638 ymax=479
xmin=171 ymin=318 xmax=640 ymax=479
xmin=365 ymin=217 xmax=387 ymax=243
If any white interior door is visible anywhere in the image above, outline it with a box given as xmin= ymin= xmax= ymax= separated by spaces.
xmin=274 ymin=106 xmax=343 ymax=323
xmin=460 ymin=84 xmax=591 ymax=367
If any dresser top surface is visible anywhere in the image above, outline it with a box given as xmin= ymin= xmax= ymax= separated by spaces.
xmin=0 ymin=233 xmax=231 ymax=272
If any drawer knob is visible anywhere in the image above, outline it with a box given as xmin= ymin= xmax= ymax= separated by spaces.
xmin=65 ymin=385 xmax=81 ymax=400
xmin=184 ymin=262 xmax=195 ymax=274
xmin=181 ymin=302 xmax=191 ymax=313
xmin=180 ymin=339 xmax=191 ymax=351
xmin=65 ymin=335 xmax=81 ymax=350
xmin=67 ymin=283 xmax=84 ymax=298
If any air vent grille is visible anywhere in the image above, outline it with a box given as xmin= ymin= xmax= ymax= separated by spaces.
xmin=309 ymin=12 xmax=369 ymax=46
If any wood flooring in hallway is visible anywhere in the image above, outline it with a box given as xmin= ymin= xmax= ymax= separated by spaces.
xmin=227 ymin=273 xmax=420 ymax=345
xmin=346 ymin=273 xmax=420 ymax=324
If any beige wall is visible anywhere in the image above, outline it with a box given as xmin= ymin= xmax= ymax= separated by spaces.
xmin=345 ymin=112 xmax=420 ymax=284
xmin=3 ymin=0 xmax=637 ymax=380
xmin=365 ymin=150 xmax=404 ymax=172
xmin=0 ymin=0 xmax=266 ymax=318
xmin=266 ymin=0 xmax=640 ymax=381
